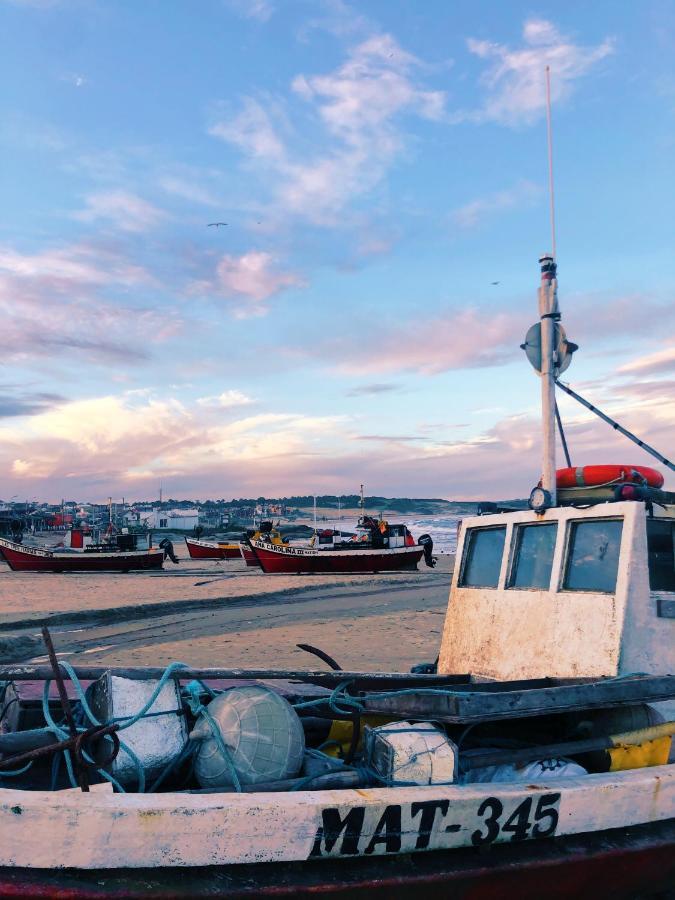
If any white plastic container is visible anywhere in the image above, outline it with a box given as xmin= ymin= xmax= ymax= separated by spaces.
xmin=364 ymin=721 xmax=458 ymax=785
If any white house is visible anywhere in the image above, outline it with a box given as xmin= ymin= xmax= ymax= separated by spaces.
xmin=144 ymin=509 xmax=200 ymax=531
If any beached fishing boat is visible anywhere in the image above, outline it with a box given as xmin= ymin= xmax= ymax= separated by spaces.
xmin=0 ymin=527 xmax=163 ymax=572
xmin=240 ymin=520 xmax=290 ymax=567
xmin=247 ymin=516 xmax=428 ymax=574
xmin=184 ymin=536 xmax=242 ymax=560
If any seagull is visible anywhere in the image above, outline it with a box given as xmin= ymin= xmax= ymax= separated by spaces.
xmin=207 ymin=222 xmax=229 ymax=227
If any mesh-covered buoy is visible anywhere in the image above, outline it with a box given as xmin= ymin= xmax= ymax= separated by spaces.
xmin=190 ymin=685 xmax=305 ymax=789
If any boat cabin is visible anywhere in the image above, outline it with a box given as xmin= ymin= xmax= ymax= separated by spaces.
xmin=66 ymin=527 xmax=152 ymax=553
xmin=438 ymin=499 xmax=675 ymax=687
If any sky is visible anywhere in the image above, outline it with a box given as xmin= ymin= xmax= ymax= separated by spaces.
xmin=1 ymin=0 xmax=674 ymax=503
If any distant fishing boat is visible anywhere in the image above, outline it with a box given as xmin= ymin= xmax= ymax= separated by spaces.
xmin=240 ymin=520 xmax=292 ymax=567
xmin=248 ymin=516 xmax=429 ymax=574
xmin=0 ymin=526 xmax=163 ymax=572
xmin=184 ymin=537 xmax=242 ymax=560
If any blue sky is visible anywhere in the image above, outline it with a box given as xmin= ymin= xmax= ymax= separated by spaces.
xmin=1 ymin=0 xmax=673 ymax=502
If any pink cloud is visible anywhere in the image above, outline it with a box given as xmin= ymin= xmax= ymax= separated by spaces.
xmin=191 ymin=251 xmax=306 ymax=316
xmin=0 ymin=242 xmax=180 ymax=366
xmin=291 ymin=307 xmax=525 ymax=376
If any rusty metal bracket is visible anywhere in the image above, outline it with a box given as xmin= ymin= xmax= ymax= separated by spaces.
xmin=41 ymin=625 xmax=89 ymax=791
xmin=0 ymin=722 xmax=119 ymax=774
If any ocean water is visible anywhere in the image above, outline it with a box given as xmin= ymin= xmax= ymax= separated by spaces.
xmin=309 ymin=514 xmax=461 ymax=555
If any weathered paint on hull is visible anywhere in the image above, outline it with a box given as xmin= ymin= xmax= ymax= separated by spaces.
xmin=241 ymin=546 xmax=261 ymax=567
xmin=0 ymin=539 xmax=163 ymax=572
xmin=250 ymin=540 xmax=424 ymax=574
xmin=184 ymin=538 xmax=241 ymax=560
xmin=0 ymin=766 xmax=672 ymax=869
xmin=0 ymin=819 xmax=673 ymax=898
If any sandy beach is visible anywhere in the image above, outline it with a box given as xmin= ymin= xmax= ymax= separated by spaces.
xmin=0 ymin=554 xmax=454 ymax=672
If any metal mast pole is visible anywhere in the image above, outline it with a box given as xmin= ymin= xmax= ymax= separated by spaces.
xmin=539 ymin=255 xmax=558 ymax=504
xmin=540 ymin=67 xmax=558 ymax=505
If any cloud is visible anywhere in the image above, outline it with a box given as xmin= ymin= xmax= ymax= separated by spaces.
xmin=0 ymin=391 xmax=350 ymax=497
xmin=346 ymin=383 xmax=403 ymax=397
xmin=297 ymin=307 xmax=525 ymax=376
xmin=3 ymin=364 xmax=673 ymax=500
xmin=209 ymin=98 xmax=287 ymax=162
xmin=0 ymin=244 xmax=148 ymax=287
xmin=61 ymin=72 xmax=87 ymax=88
xmin=158 ymin=175 xmax=219 ymax=207
xmin=462 ymin=18 xmax=614 ymax=126
xmin=296 ymin=0 xmax=372 ymax=42
xmin=0 ymin=242 xmax=180 ymax=367
xmin=196 ymin=251 xmax=306 ymax=316
xmin=355 ymin=434 xmax=426 ymax=443
xmin=617 ymin=345 xmax=675 ymax=376
xmin=451 ymin=180 xmax=541 ymax=229
xmin=196 ymin=390 xmax=254 ymax=409
xmin=210 ymin=34 xmax=446 ymax=223
xmin=224 ymin=0 xmax=274 ymax=22
xmin=0 ymin=389 xmax=66 ymax=418
xmin=74 ymin=190 xmax=166 ymax=233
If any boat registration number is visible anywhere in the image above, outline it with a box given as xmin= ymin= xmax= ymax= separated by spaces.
xmin=0 ymin=543 xmax=46 ymax=557
xmin=310 ymin=793 xmax=561 ymax=857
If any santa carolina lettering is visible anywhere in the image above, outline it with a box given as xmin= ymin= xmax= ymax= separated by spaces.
xmin=252 ymin=541 xmax=318 ymax=557
xmin=310 ymin=794 xmax=560 ymax=858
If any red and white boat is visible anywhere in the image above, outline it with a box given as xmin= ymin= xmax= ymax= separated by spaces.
xmin=0 ymin=528 xmax=163 ymax=573
xmin=184 ymin=537 xmax=242 ymax=560
xmin=248 ymin=517 xmax=428 ymax=574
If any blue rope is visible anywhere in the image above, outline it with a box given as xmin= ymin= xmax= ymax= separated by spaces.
xmin=0 ymin=761 xmax=33 ymax=777
xmin=40 ymin=660 xmax=191 ymax=793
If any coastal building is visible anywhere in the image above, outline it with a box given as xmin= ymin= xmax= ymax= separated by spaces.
xmin=144 ymin=508 xmax=200 ymax=531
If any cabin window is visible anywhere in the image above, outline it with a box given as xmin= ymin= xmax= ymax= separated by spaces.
xmin=563 ymin=519 xmax=623 ymax=593
xmin=508 ymin=523 xmax=558 ymax=590
xmin=460 ymin=526 xmax=506 ymax=588
xmin=646 ymin=519 xmax=675 ymax=591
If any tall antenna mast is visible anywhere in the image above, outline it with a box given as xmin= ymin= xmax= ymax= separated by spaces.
xmin=545 ymin=65 xmax=557 ymax=261
xmin=539 ymin=66 xmax=559 ymax=505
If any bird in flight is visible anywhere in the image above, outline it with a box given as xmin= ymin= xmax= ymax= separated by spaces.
xmin=491 ymin=281 xmax=500 ymax=285
xmin=207 ymin=222 xmax=229 ymax=227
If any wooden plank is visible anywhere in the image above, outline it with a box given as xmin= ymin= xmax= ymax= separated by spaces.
xmin=361 ymin=676 xmax=675 ymax=723
xmin=0 ymin=665 xmax=474 ymax=690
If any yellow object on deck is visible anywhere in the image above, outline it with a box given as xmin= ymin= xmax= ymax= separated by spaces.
xmin=608 ymin=735 xmax=672 ymax=771
xmin=324 ymin=716 xmax=392 ymax=758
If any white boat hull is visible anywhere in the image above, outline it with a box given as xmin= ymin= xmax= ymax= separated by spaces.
xmin=0 ymin=766 xmax=673 ymax=868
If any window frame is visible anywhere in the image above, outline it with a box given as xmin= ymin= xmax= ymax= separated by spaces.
xmin=646 ymin=517 xmax=675 ymax=592
xmin=560 ymin=517 xmax=624 ymax=594
xmin=506 ymin=521 xmax=559 ymax=591
xmin=459 ymin=524 xmax=507 ymax=590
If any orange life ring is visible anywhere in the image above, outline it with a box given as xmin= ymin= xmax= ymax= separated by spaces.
xmin=556 ymin=465 xmax=664 ymax=489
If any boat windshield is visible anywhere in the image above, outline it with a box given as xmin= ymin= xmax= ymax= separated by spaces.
xmin=647 ymin=518 xmax=675 ymax=591
xmin=562 ymin=519 xmax=622 ymax=593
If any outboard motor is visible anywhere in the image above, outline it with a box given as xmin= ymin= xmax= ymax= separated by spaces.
xmin=159 ymin=538 xmax=179 ymax=564
xmin=417 ymin=533 xmax=436 ymax=568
